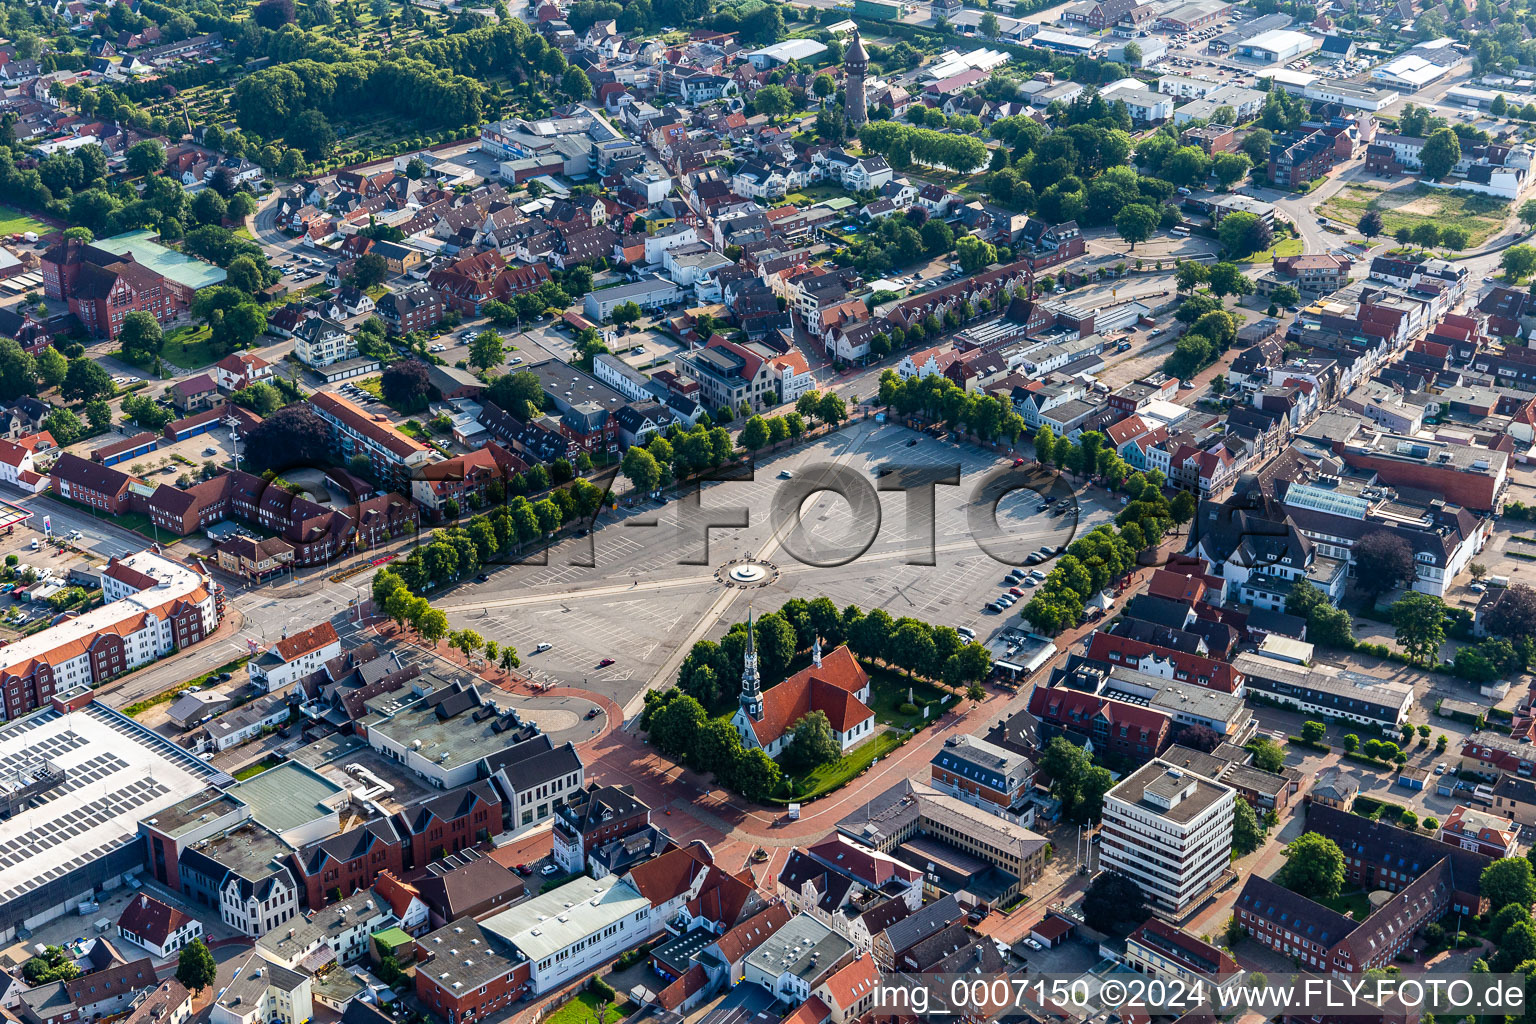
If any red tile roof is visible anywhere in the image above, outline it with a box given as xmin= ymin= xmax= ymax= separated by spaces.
xmin=746 ymin=645 xmax=873 ymax=746
xmin=657 ymin=964 xmax=709 ymax=1011
xmin=273 ymin=621 xmax=340 ymax=663
xmin=311 ymin=392 xmax=428 ymax=460
xmin=818 ymin=955 xmax=878 ymax=1012
xmin=116 ymin=894 xmax=193 ymax=947
xmin=710 ymin=904 xmax=792 ymax=964
xmin=625 ymin=843 xmax=713 ymax=906
xmin=781 ymin=996 xmax=831 ymax=1024
xmin=1086 ymin=631 xmax=1241 ymax=693
xmin=373 ymin=871 xmax=422 ymax=921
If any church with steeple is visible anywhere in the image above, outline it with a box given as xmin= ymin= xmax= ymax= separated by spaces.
xmin=730 ymin=612 xmax=876 ymax=758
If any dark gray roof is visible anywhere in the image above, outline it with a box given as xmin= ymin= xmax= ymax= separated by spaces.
xmin=882 ymin=893 xmax=964 ymax=953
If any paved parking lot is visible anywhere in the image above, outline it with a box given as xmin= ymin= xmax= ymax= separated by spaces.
xmin=430 ymin=421 xmax=1116 ymax=705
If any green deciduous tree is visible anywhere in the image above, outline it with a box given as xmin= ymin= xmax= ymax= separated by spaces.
xmin=1420 ymin=127 xmax=1462 ymax=180
xmin=175 ymin=940 xmax=217 ymax=992
xmin=1114 ymin=203 xmax=1158 ymax=250
xmin=1278 ymin=832 xmax=1346 ymax=902
xmin=1392 ymin=591 xmax=1448 ymax=668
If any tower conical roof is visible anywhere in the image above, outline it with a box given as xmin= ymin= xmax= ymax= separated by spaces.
xmin=846 ymin=29 xmax=868 ymax=63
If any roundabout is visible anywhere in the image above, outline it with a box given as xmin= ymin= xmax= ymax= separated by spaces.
xmin=715 ymin=558 xmax=781 ymax=590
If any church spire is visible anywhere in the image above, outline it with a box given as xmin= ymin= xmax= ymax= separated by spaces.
xmin=741 ymin=607 xmax=763 ymax=721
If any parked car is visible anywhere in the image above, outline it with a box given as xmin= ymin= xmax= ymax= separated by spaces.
xmin=533 ymin=642 xmax=552 ymax=653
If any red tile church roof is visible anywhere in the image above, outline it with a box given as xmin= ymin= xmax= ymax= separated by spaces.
xmin=745 ymin=644 xmax=873 ymax=746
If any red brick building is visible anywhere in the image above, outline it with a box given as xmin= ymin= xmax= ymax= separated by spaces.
xmin=414 ymin=918 xmax=530 ymax=1022
xmin=393 ymin=781 xmax=503 ymax=868
xmin=1085 ymin=631 xmax=1243 ymax=693
xmin=51 ymin=451 xmax=136 ymax=513
xmin=40 ymin=238 xmax=194 ymax=340
xmin=1026 ymin=686 xmax=1173 ymax=762
xmin=290 ymin=818 xmax=406 ymax=909
xmin=427 ymin=251 xmax=552 ymax=316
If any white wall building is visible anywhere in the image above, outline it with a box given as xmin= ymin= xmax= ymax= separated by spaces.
xmin=210 ymin=954 xmax=312 ymax=1024
xmin=479 ymin=876 xmax=653 ymax=995
xmin=249 ymin=622 xmax=341 ymax=693
xmin=1099 ymin=760 xmax=1235 ymax=913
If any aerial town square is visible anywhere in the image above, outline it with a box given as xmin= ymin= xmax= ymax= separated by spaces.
xmin=11 ymin=0 xmax=1536 ymax=1021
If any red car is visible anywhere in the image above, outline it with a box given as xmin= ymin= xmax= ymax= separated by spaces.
xmin=597 ymin=658 xmax=615 ymax=667
xmin=1013 ymin=457 xmax=1026 ymax=466
xmin=1009 ymin=587 xmax=1025 ymax=597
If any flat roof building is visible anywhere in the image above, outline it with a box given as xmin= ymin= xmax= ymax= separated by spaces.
xmin=0 ymin=695 xmax=223 ymax=942
xmin=1237 ymin=28 xmax=1314 ymax=62
xmin=1100 ymin=759 xmax=1235 ymax=912
xmin=479 ymin=875 xmax=651 ymax=994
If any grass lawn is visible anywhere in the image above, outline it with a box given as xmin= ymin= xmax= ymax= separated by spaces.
xmin=117 ymin=324 xmax=222 ymax=372
xmin=779 ymin=729 xmax=903 ymax=802
xmin=354 ymin=376 xmax=384 ymax=399
xmin=1241 ymin=237 xmax=1305 ymax=264
xmin=1317 ymin=183 xmax=1509 ymax=247
xmin=867 ymin=669 xmax=951 ymax=731
xmin=1319 ymin=887 xmax=1374 ymax=921
xmin=233 ymin=755 xmax=282 ymax=781
xmin=45 ymin=494 xmax=162 ymax=540
xmin=543 ymin=993 xmax=628 ymax=1024
xmin=0 ymin=205 xmax=49 ymax=237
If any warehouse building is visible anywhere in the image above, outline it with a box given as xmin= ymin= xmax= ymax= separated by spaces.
xmin=1030 ymin=30 xmax=1101 ymax=54
xmin=1157 ymin=0 xmax=1232 ymax=32
xmin=1236 ymin=29 xmax=1315 ymax=63
xmin=0 ymin=687 xmax=226 ymax=942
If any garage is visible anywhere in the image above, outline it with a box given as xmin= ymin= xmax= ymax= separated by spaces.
xmin=1031 ymin=915 xmax=1076 ymax=948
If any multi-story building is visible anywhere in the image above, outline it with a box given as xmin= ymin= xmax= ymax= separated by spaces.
xmin=427 ymin=251 xmax=552 ymax=316
xmin=376 ymin=284 xmax=444 ymax=334
xmin=414 ymin=918 xmax=530 ymax=1021
xmin=687 ymin=336 xmax=783 ymax=413
xmin=1331 ymin=430 xmax=1507 ymax=514
xmin=250 ymin=622 xmax=341 ymax=693
xmin=480 ymin=733 xmax=585 ymax=830
xmin=393 ymin=782 xmax=504 ymax=867
xmin=210 ymin=952 xmax=311 ymax=1024
xmin=479 ymin=875 xmax=652 ymax=995
xmin=1491 ymin=774 xmax=1536 ymax=827
xmin=1233 ymin=651 xmax=1413 ymax=729
xmin=1099 ymin=759 xmax=1235 ymax=912
xmin=1268 ymin=129 xmax=1340 ymax=188
xmin=288 ymin=818 xmax=405 ymax=909
xmin=1123 ymin=919 xmax=1239 ymax=984
xmin=835 ymin=779 xmax=1050 ymax=899
xmin=292 ymin=317 xmax=357 ymax=368
xmin=550 ymin=784 xmax=652 ymax=875
xmin=1085 ymin=631 xmax=1243 ymax=694
xmin=178 ymin=823 xmax=302 ymax=937
xmin=40 ymin=232 xmax=225 ymax=339
xmin=409 ymin=445 xmax=524 ymax=521
xmin=254 ymin=887 xmax=391 ymax=969
xmin=51 ymin=451 xmax=137 ymax=513
xmin=1258 ymin=253 xmax=1354 ymax=298
xmin=1305 ymin=803 xmax=1488 ymax=913
xmin=1438 ymin=804 xmax=1519 ymax=858
xmin=310 ymin=392 xmax=434 ymax=487
xmin=927 ymin=734 xmax=1035 ymax=818
xmin=0 ymin=550 xmax=219 ymax=721
xmin=1024 ymin=685 xmax=1173 ymax=763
